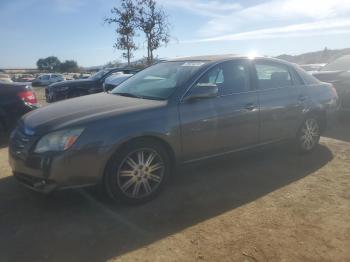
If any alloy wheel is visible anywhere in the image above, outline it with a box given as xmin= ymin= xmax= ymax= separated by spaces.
xmin=117 ymin=148 xmax=165 ymax=199
xmin=300 ymin=118 xmax=320 ymax=151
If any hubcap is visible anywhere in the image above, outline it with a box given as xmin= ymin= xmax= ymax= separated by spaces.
xmin=300 ymin=119 xmax=320 ymax=151
xmin=117 ymin=149 xmax=164 ymax=199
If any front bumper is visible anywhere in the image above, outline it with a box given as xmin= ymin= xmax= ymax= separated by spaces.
xmin=9 ymin=129 xmax=107 ymax=193
xmin=13 ymin=172 xmax=57 ymax=193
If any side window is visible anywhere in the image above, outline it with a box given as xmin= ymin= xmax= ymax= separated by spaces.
xmin=195 ymin=60 xmax=250 ymax=94
xmin=255 ymin=62 xmax=293 ymax=90
xmin=42 ymin=75 xmax=50 ymax=80
xmin=197 ymin=66 xmax=223 ymax=86
xmin=289 ymin=67 xmax=304 ymax=85
xmin=294 ymin=67 xmax=321 ymax=85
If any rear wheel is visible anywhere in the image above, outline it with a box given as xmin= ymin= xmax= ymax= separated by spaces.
xmin=297 ymin=117 xmax=321 ymax=153
xmin=104 ymin=140 xmax=170 ymax=205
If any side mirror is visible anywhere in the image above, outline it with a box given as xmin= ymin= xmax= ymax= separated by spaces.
xmin=184 ymin=84 xmax=218 ymax=101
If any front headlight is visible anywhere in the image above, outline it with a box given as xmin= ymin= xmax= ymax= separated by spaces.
xmin=34 ymin=128 xmax=84 ymax=153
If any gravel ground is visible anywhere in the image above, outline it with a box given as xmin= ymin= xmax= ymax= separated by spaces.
xmin=0 ymin=89 xmax=349 ymax=262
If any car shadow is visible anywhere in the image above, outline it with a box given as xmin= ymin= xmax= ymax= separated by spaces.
xmin=0 ymin=132 xmax=9 ymax=149
xmin=0 ymin=144 xmax=333 ymax=262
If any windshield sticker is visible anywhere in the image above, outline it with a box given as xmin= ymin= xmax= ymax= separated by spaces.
xmin=182 ymin=62 xmax=205 ymax=67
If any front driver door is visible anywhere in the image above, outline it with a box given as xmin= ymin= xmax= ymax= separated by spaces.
xmin=179 ymin=60 xmax=260 ymax=162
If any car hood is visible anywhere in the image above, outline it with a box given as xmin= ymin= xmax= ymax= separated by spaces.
xmin=22 ymin=93 xmax=166 ymax=134
xmin=49 ymin=79 xmax=96 ymax=88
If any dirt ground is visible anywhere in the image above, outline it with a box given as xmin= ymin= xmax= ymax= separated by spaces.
xmin=0 ymin=88 xmax=349 ymax=262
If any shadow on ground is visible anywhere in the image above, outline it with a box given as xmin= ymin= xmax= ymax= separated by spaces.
xmin=0 ymin=132 xmax=9 ymax=149
xmin=0 ymin=144 xmax=333 ymax=262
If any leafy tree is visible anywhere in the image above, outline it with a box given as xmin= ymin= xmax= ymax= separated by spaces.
xmin=105 ymin=0 xmax=138 ymax=66
xmin=105 ymin=60 xmax=123 ymax=68
xmin=36 ymin=56 xmax=61 ymax=72
xmin=136 ymin=0 xmax=170 ymax=65
xmin=60 ymin=60 xmax=79 ymax=72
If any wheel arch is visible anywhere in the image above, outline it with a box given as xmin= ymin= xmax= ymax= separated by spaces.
xmin=101 ymin=135 xmax=177 ymax=182
xmin=302 ymin=108 xmax=327 ymax=133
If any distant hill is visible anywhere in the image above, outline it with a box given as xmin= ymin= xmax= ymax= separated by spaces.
xmin=276 ymin=47 xmax=350 ymax=65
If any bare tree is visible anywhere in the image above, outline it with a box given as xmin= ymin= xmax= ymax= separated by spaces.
xmin=137 ymin=0 xmax=170 ymax=65
xmin=105 ymin=0 xmax=137 ymax=66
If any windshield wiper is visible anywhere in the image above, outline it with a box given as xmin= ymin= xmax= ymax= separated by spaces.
xmin=113 ymin=92 xmax=142 ymax=99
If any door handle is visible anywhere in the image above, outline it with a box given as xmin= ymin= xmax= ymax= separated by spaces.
xmin=244 ymin=103 xmax=256 ymax=111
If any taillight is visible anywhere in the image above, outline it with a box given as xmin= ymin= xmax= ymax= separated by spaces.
xmin=18 ymin=91 xmax=37 ymax=104
xmin=330 ymin=84 xmax=338 ymax=97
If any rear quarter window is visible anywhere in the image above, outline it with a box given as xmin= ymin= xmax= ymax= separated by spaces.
xmin=255 ymin=62 xmax=293 ymax=89
xmin=294 ymin=67 xmax=321 ymax=85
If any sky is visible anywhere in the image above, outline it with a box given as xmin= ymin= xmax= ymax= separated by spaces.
xmin=1 ymin=0 xmax=350 ymax=68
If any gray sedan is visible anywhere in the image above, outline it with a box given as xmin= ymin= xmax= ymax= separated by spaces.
xmin=9 ymin=55 xmax=339 ymax=204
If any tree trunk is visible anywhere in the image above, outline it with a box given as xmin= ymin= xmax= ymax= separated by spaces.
xmin=127 ymin=35 xmax=130 ymax=66
xmin=127 ymin=48 xmax=130 ymax=66
xmin=147 ymin=36 xmax=151 ymax=65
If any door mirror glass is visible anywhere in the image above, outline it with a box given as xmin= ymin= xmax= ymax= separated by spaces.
xmin=185 ymin=84 xmax=218 ymax=101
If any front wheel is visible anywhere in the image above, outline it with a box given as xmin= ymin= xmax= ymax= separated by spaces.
xmin=104 ymin=140 xmax=170 ymax=205
xmin=297 ymin=117 xmax=321 ymax=153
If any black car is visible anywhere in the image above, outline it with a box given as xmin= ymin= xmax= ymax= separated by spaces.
xmin=0 ymin=83 xmax=39 ymax=132
xmin=313 ymin=55 xmax=350 ymax=111
xmin=45 ymin=67 xmax=139 ymax=103
xmin=9 ymin=55 xmax=339 ymax=204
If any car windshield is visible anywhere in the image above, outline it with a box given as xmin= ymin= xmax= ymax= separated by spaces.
xmin=322 ymin=56 xmax=350 ymax=71
xmin=88 ymin=69 xmax=109 ymax=80
xmin=111 ymin=61 xmax=206 ymax=100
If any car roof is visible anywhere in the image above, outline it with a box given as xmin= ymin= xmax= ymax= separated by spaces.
xmin=166 ymin=54 xmax=294 ymax=66
xmin=105 ymin=67 xmax=139 ymax=71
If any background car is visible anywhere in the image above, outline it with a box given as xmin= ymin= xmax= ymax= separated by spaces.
xmin=103 ymin=72 xmax=134 ymax=92
xmin=9 ymin=56 xmax=339 ymax=204
xmin=300 ymin=63 xmax=326 ymax=74
xmin=0 ymin=82 xmax=39 ymax=132
xmin=45 ymin=67 xmax=139 ymax=102
xmin=0 ymin=73 xmax=13 ymax=83
xmin=32 ymin=74 xmax=64 ymax=86
xmin=14 ymin=74 xmax=36 ymax=83
xmin=313 ymin=55 xmax=350 ymax=111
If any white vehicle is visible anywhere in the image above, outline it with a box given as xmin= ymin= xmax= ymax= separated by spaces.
xmin=32 ymin=74 xmax=65 ymax=86
xmin=300 ymin=64 xmax=326 ymax=74
xmin=103 ymin=73 xmax=133 ymax=92
xmin=0 ymin=73 xmax=13 ymax=83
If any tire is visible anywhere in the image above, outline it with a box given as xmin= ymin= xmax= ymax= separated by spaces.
xmin=296 ymin=116 xmax=321 ymax=153
xmin=104 ymin=140 xmax=171 ymax=205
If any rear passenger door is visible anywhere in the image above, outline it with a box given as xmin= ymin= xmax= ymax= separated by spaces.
xmin=253 ymin=60 xmax=303 ymax=142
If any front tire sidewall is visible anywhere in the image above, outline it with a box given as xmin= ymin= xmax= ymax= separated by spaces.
xmin=104 ymin=140 xmax=171 ymax=205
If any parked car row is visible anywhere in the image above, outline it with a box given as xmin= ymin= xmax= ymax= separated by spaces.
xmin=32 ymin=73 xmax=65 ymax=86
xmin=8 ymin=55 xmax=340 ymax=204
xmin=45 ymin=67 xmax=139 ymax=102
xmin=0 ymin=73 xmax=13 ymax=83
